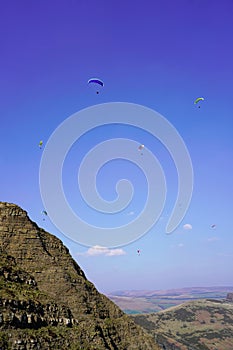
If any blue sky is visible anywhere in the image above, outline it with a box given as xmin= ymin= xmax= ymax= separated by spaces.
xmin=1 ymin=0 xmax=233 ymax=293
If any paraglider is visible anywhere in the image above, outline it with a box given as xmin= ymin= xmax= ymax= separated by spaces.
xmin=194 ymin=97 xmax=204 ymax=108
xmin=137 ymin=249 xmax=140 ymax=255
xmin=138 ymin=144 xmax=144 ymax=155
xmin=88 ymin=78 xmax=104 ymax=94
xmin=39 ymin=141 xmax=43 ymax=149
xmin=211 ymin=224 xmax=216 ymax=229
xmin=41 ymin=210 xmax=47 ymax=221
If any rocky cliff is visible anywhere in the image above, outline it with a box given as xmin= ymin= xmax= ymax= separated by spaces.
xmin=0 ymin=202 xmax=160 ymax=350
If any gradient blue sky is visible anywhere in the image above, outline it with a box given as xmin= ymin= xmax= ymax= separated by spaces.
xmin=1 ymin=0 xmax=233 ymax=293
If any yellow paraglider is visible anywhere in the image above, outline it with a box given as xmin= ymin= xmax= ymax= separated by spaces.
xmin=39 ymin=141 xmax=43 ymax=149
xmin=194 ymin=97 xmax=204 ymax=108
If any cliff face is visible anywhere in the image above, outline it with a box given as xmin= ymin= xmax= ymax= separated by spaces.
xmin=0 ymin=202 xmax=160 ymax=350
xmin=0 ymin=202 xmax=119 ymax=320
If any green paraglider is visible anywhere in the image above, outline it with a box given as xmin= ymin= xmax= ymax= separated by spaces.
xmin=39 ymin=141 xmax=43 ymax=149
xmin=194 ymin=97 xmax=204 ymax=108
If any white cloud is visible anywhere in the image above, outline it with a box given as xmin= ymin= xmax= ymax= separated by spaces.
xmin=183 ymin=223 xmax=192 ymax=230
xmin=217 ymin=253 xmax=233 ymax=257
xmin=87 ymin=245 xmax=109 ymax=256
xmin=77 ymin=245 xmax=126 ymax=257
xmin=170 ymin=243 xmax=184 ymax=248
xmin=106 ymin=249 xmax=126 ymax=256
xmin=207 ymin=237 xmax=220 ymax=242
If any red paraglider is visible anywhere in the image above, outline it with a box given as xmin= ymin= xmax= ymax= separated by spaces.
xmin=138 ymin=144 xmax=144 ymax=155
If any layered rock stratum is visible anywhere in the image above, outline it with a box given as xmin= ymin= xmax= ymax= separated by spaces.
xmin=0 ymin=202 xmax=160 ymax=350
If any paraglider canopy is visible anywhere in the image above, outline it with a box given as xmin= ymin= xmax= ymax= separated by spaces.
xmin=41 ymin=210 xmax=47 ymax=220
xmin=88 ymin=78 xmax=104 ymax=94
xmin=137 ymin=249 xmax=140 ymax=255
xmin=88 ymin=78 xmax=104 ymax=86
xmin=138 ymin=144 xmax=144 ymax=155
xmin=211 ymin=224 xmax=216 ymax=229
xmin=138 ymin=144 xmax=144 ymax=151
xmin=39 ymin=141 xmax=43 ymax=148
xmin=194 ymin=97 xmax=204 ymax=108
xmin=194 ymin=97 xmax=204 ymax=104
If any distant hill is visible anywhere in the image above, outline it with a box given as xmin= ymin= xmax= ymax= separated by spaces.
xmin=107 ymin=287 xmax=233 ymax=314
xmin=131 ymin=299 xmax=233 ymax=350
xmin=0 ymin=202 xmax=160 ymax=350
xmin=109 ymin=287 xmax=233 ymax=298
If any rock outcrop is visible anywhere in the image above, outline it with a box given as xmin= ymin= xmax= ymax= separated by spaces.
xmin=226 ymin=293 xmax=233 ymax=302
xmin=0 ymin=202 xmax=160 ymax=350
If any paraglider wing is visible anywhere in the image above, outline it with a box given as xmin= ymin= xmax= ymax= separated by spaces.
xmin=138 ymin=144 xmax=145 ymax=155
xmin=41 ymin=210 xmax=47 ymax=221
xmin=88 ymin=78 xmax=104 ymax=94
xmin=39 ymin=141 xmax=43 ymax=148
xmin=88 ymin=78 xmax=104 ymax=87
xmin=194 ymin=97 xmax=204 ymax=104
xmin=138 ymin=144 xmax=144 ymax=151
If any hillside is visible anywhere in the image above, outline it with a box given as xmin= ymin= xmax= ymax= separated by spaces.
xmin=107 ymin=287 xmax=233 ymax=314
xmin=132 ymin=299 xmax=233 ymax=350
xmin=0 ymin=202 xmax=160 ymax=350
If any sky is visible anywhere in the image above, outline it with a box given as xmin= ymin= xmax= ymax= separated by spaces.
xmin=1 ymin=0 xmax=233 ymax=294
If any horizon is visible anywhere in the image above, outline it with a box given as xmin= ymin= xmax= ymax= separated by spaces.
xmin=107 ymin=285 xmax=233 ymax=293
